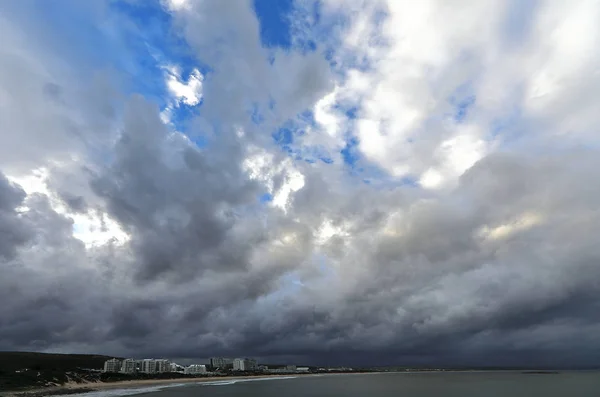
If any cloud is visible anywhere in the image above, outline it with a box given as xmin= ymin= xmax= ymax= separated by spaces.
xmin=164 ymin=66 xmax=203 ymax=107
xmin=305 ymin=0 xmax=600 ymax=185
xmin=0 ymin=173 xmax=32 ymax=261
xmin=91 ymin=95 xmax=267 ymax=281
xmin=1 ymin=0 xmax=600 ymax=368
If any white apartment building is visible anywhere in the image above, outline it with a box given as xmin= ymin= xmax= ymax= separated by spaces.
xmin=141 ymin=359 xmax=156 ymax=374
xmin=103 ymin=358 xmax=122 ymax=373
xmin=156 ymin=359 xmax=171 ymax=373
xmin=233 ymin=358 xmax=245 ymax=371
xmin=184 ymin=364 xmax=207 ymax=375
xmin=120 ymin=358 xmax=136 ymax=373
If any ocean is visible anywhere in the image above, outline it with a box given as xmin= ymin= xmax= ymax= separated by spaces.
xmin=58 ymin=372 xmax=600 ymax=397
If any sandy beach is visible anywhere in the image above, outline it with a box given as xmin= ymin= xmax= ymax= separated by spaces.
xmin=1 ymin=375 xmax=300 ymax=397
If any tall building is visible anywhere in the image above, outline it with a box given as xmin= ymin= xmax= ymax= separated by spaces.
xmin=103 ymin=358 xmax=121 ymax=373
xmin=233 ymin=358 xmax=257 ymax=371
xmin=246 ymin=358 xmax=257 ymax=370
xmin=233 ymin=358 xmax=244 ymax=371
xmin=209 ymin=357 xmax=232 ymax=369
xmin=120 ymin=358 xmax=136 ymax=373
xmin=141 ymin=359 xmax=156 ymax=374
xmin=135 ymin=360 xmax=143 ymax=372
xmin=184 ymin=364 xmax=207 ymax=375
xmin=156 ymin=359 xmax=171 ymax=373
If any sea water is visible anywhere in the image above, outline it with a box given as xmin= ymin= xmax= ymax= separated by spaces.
xmin=58 ymin=372 xmax=600 ymax=397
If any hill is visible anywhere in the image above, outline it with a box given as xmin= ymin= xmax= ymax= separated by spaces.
xmin=0 ymin=351 xmax=118 ymax=392
xmin=0 ymin=351 xmax=116 ymax=373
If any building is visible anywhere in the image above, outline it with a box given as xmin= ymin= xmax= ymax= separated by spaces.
xmin=286 ymin=365 xmax=297 ymax=371
xmin=233 ymin=358 xmax=244 ymax=371
xmin=209 ymin=357 xmax=233 ymax=369
xmin=268 ymin=367 xmax=294 ymax=373
xmin=296 ymin=367 xmax=310 ymax=372
xmin=233 ymin=358 xmax=257 ymax=371
xmin=141 ymin=359 xmax=156 ymax=374
xmin=156 ymin=359 xmax=171 ymax=373
xmin=120 ymin=358 xmax=136 ymax=373
xmin=246 ymin=358 xmax=257 ymax=370
xmin=184 ymin=364 xmax=207 ymax=375
xmin=103 ymin=358 xmax=121 ymax=373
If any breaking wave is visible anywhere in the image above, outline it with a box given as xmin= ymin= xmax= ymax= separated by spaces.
xmin=52 ymin=376 xmax=297 ymax=396
xmin=200 ymin=376 xmax=298 ymax=386
xmin=52 ymin=383 xmax=187 ymax=397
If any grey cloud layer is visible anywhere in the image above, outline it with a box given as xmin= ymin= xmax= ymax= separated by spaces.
xmin=1 ymin=0 xmax=600 ymax=368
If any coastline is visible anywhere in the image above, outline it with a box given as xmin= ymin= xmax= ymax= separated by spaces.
xmin=1 ymin=374 xmax=304 ymax=397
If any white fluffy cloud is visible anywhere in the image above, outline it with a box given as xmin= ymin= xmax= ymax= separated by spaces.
xmin=309 ymin=0 xmax=600 ymax=187
xmin=164 ymin=66 xmax=203 ymax=107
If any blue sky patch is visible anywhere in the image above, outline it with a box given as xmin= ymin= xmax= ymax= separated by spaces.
xmin=109 ymin=0 xmax=208 ymax=135
xmin=273 ymin=127 xmax=294 ymax=146
xmin=449 ymin=83 xmax=477 ymax=123
xmin=453 ymin=95 xmax=476 ymax=123
xmin=253 ymin=0 xmax=293 ymax=48
xmin=341 ymin=136 xmax=360 ymax=167
xmin=259 ymin=193 xmax=273 ymax=203
xmin=168 ymin=104 xmax=202 ymax=134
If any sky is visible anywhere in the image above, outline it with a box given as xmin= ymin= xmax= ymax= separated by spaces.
xmin=1 ymin=0 xmax=600 ymax=368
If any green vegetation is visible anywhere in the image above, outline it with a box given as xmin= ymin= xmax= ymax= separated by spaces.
xmin=0 ymin=351 xmax=113 ymax=372
xmin=0 ymin=351 xmax=113 ymax=391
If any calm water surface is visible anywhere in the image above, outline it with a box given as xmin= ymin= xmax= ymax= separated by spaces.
xmin=130 ymin=372 xmax=600 ymax=397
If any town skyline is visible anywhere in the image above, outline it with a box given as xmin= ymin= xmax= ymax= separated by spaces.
xmin=103 ymin=357 xmax=308 ymax=375
xmin=102 ymin=356 xmax=323 ymax=375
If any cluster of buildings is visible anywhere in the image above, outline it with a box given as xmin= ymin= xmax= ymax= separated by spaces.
xmin=208 ymin=358 xmax=310 ymax=373
xmin=103 ymin=358 xmax=205 ymax=375
xmin=208 ymin=357 xmax=257 ymax=371
xmin=103 ymin=356 xmax=311 ymax=375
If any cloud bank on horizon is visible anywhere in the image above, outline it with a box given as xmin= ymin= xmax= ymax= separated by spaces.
xmin=1 ymin=0 xmax=600 ymax=367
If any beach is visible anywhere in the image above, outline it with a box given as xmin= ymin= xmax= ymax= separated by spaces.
xmin=1 ymin=375 xmax=300 ymax=397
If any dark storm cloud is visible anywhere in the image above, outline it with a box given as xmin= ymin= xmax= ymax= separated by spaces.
xmin=146 ymin=149 xmax=600 ymax=366
xmin=0 ymin=181 xmax=112 ymax=352
xmin=90 ymin=96 xmax=266 ymax=282
xmin=0 ymin=173 xmax=32 ymax=260
xmin=4 ymin=119 xmax=600 ymax=368
xmin=3 ymin=0 xmax=600 ymax=370
xmin=60 ymin=194 xmax=88 ymax=213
